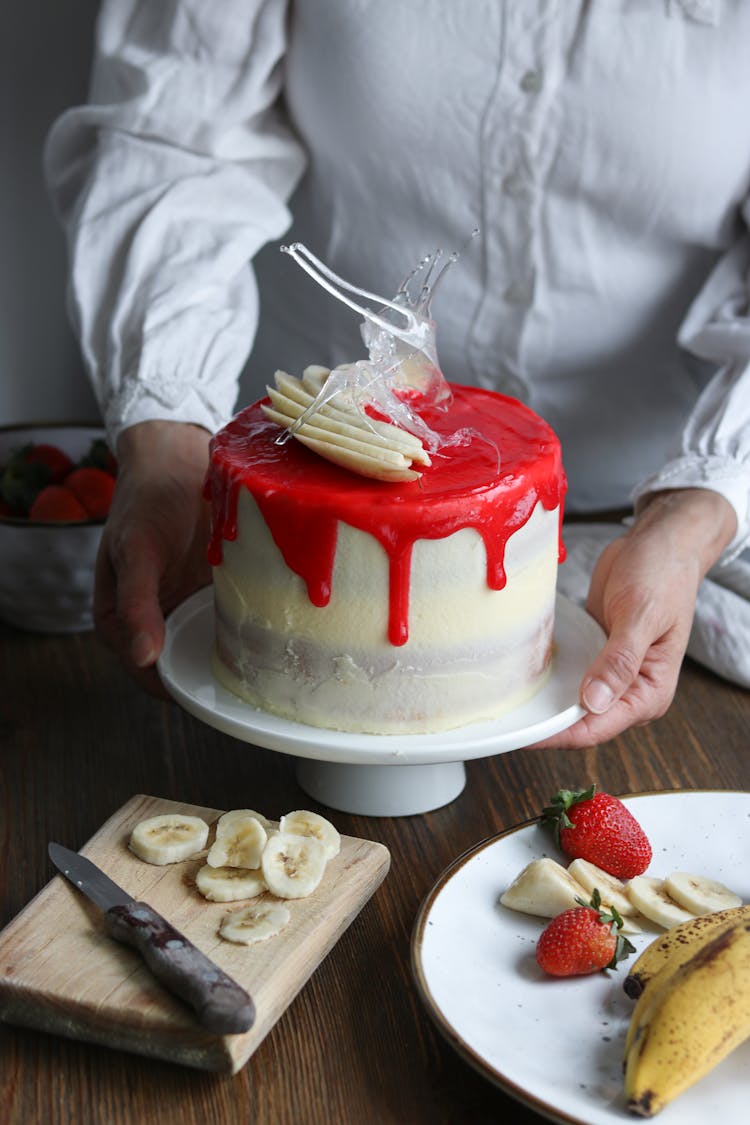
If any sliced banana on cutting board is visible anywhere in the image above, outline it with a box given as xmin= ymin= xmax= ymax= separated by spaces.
xmin=216 ymin=808 xmax=274 ymax=833
xmin=262 ymin=832 xmax=328 ymax=899
xmin=262 ymin=367 xmax=430 ymax=483
xmin=219 ymin=901 xmax=291 ymax=945
xmin=279 ymin=809 xmax=341 ymax=861
xmin=129 ymin=813 xmax=209 ymax=865
xmin=195 ymin=864 xmax=267 ymax=903
xmin=129 ymin=806 xmax=343 ymax=945
xmin=207 ymin=813 xmax=267 ymax=870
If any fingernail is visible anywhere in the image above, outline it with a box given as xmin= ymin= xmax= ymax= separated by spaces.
xmin=131 ymin=632 xmax=155 ymax=668
xmin=583 ymin=678 xmax=614 ymax=714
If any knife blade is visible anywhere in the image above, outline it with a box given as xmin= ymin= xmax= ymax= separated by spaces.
xmin=48 ymin=842 xmax=255 ymax=1035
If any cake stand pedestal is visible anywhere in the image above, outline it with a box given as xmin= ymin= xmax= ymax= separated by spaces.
xmin=295 ymin=759 xmax=466 ymax=817
xmin=157 ymin=589 xmax=604 ymax=818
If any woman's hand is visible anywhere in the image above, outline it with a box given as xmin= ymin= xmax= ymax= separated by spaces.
xmin=534 ymin=489 xmax=738 ymax=748
xmin=94 ymin=420 xmax=213 ymax=695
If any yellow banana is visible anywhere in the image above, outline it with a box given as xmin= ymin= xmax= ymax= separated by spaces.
xmin=624 ymin=918 xmax=750 ymax=1117
xmin=623 ymin=907 xmax=750 ymax=1057
xmin=623 ymin=904 xmax=750 ymax=1000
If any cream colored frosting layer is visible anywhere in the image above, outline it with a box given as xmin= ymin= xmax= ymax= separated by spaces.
xmin=212 ymin=494 xmax=559 ymax=734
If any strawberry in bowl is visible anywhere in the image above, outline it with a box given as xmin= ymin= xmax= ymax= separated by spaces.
xmin=0 ymin=424 xmax=117 ymax=632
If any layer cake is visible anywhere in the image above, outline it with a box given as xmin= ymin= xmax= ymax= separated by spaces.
xmin=205 ymin=382 xmax=566 ymax=734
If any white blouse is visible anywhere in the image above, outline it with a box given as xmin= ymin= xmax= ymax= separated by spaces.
xmin=45 ymin=0 xmax=750 ymax=559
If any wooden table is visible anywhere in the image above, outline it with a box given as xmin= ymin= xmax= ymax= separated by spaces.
xmin=2 ymin=618 xmax=749 ymax=1125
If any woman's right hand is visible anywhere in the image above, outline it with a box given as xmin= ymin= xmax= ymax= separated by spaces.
xmin=94 ymin=420 xmax=213 ymax=694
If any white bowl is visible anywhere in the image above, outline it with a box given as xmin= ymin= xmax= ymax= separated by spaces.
xmin=0 ymin=423 xmax=108 ymax=633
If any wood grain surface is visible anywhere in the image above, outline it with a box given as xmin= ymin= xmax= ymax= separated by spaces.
xmin=0 ymin=794 xmax=389 ymax=1074
xmin=2 ymin=617 xmax=749 ymax=1124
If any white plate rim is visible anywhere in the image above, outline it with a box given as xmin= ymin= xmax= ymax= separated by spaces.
xmin=410 ymin=790 xmax=750 ymax=1125
xmin=157 ymin=589 xmax=605 ymax=765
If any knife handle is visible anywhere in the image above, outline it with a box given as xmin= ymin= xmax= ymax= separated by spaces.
xmin=104 ymin=901 xmax=255 ymax=1035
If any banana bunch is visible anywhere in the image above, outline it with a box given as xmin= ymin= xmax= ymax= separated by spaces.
xmin=623 ymin=905 xmax=750 ymax=1116
xmin=261 ymin=366 xmax=431 ymax=482
xmin=129 ymin=807 xmax=342 ymax=945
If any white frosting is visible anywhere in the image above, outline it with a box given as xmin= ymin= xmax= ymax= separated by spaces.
xmin=212 ymin=495 xmax=560 ymax=734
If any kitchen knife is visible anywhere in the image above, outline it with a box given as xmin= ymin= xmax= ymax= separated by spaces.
xmin=48 ymin=842 xmax=255 ymax=1035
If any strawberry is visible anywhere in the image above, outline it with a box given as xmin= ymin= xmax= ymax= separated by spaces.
xmin=1 ymin=451 xmax=52 ymax=515
xmin=0 ymin=442 xmax=74 ymax=514
xmin=542 ymin=784 xmax=652 ymax=880
xmin=21 ymin=442 xmax=74 ymax=483
xmin=535 ymin=890 xmax=635 ymax=977
xmin=28 ymin=485 xmax=89 ymax=522
xmin=63 ymin=466 xmax=116 ymax=519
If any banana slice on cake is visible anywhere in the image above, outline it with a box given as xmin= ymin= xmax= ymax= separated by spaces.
xmin=262 ymin=369 xmax=430 ymax=482
xmin=279 ymin=810 xmax=341 ymax=861
xmin=207 ymin=813 xmax=267 ymax=869
xmin=627 ymin=875 xmax=697 ymax=929
xmin=219 ymin=901 xmax=291 ymax=945
xmin=195 ymin=864 xmax=267 ymax=903
xmin=261 ymin=832 xmax=328 ymax=899
xmin=129 ymin=814 xmax=209 ymax=865
xmin=664 ymin=871 xmax=743 ymax=915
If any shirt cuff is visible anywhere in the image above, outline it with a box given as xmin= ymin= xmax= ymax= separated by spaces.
xmin=103 ymin=375 xmax=236 ymax=450
xmin=631 ymin=454 xmax=750 ymax=564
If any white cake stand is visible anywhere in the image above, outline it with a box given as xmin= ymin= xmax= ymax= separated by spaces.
xmin=157 ymin=589 xmax=605 ymax=817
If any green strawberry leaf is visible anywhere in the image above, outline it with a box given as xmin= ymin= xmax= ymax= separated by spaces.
xmin=574 ymin=886 xmax=636 ymax=970
xmin=541 ymin=784 xmax=597 ymax=838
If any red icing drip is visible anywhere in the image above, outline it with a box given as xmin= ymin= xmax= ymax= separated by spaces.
xmin=206 ymin=384 xmax=567 ymax=646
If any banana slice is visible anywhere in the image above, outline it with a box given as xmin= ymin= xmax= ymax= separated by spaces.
xmin=500 ymin=857 xmax=589 ymax=919
xmin=261 ymin=832 xmax=327 ymax=899
xmin=207 ymin=813 xmax=267 ymax=869
xmin=627 ymin=875 xmax=696 ymax=929
xmin=219 ymin=901 xmax=291 ymax=945
xmin=129 ymin=814 xmax=209 ymax=865
xmin=279 ymin=810 xmax=341 ymax=861
xmin=664 ymin=871 xmax=743 ymax=916
xmin=216 ymin=808 xmax=274 ymax=833
xmin=567 ymin=858 xmax=638 ymax=917
xmin=195 ymin=864 xmax=267 ymax=903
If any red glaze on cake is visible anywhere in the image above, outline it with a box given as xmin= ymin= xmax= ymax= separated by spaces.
xmin=206 ymin=384 xmax=566 ymax=646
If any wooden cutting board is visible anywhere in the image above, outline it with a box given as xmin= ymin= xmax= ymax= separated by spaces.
xmin=0 ymin=794 xmax=390 ymax=1073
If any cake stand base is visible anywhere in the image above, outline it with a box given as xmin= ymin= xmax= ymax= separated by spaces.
xmin=294 ymin=759 xmax=467 ymax=817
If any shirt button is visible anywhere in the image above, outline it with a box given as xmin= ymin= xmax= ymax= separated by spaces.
xmin=503 ymin=281 xmax=534 ymax=306
xmin=502 ymin=172 xmax=526 ymax=197
xmin=520 ymin=69 xmax=543 ymax=93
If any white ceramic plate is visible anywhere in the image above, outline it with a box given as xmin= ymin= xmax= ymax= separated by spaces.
xmin=158 ymin=589 xmax=605 ymax=766
xmin=411 ymin=791 xmax=750 ymax=1124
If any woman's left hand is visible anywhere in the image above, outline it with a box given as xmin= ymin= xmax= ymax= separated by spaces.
xmin=533 ymin=488 xmax=738 ymax=749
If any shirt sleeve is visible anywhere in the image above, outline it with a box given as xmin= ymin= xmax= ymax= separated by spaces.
xmin=632 ymin=199 xmax=750 ymax=563
xmin=43 ymin=0 xmax=306 ymax=445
